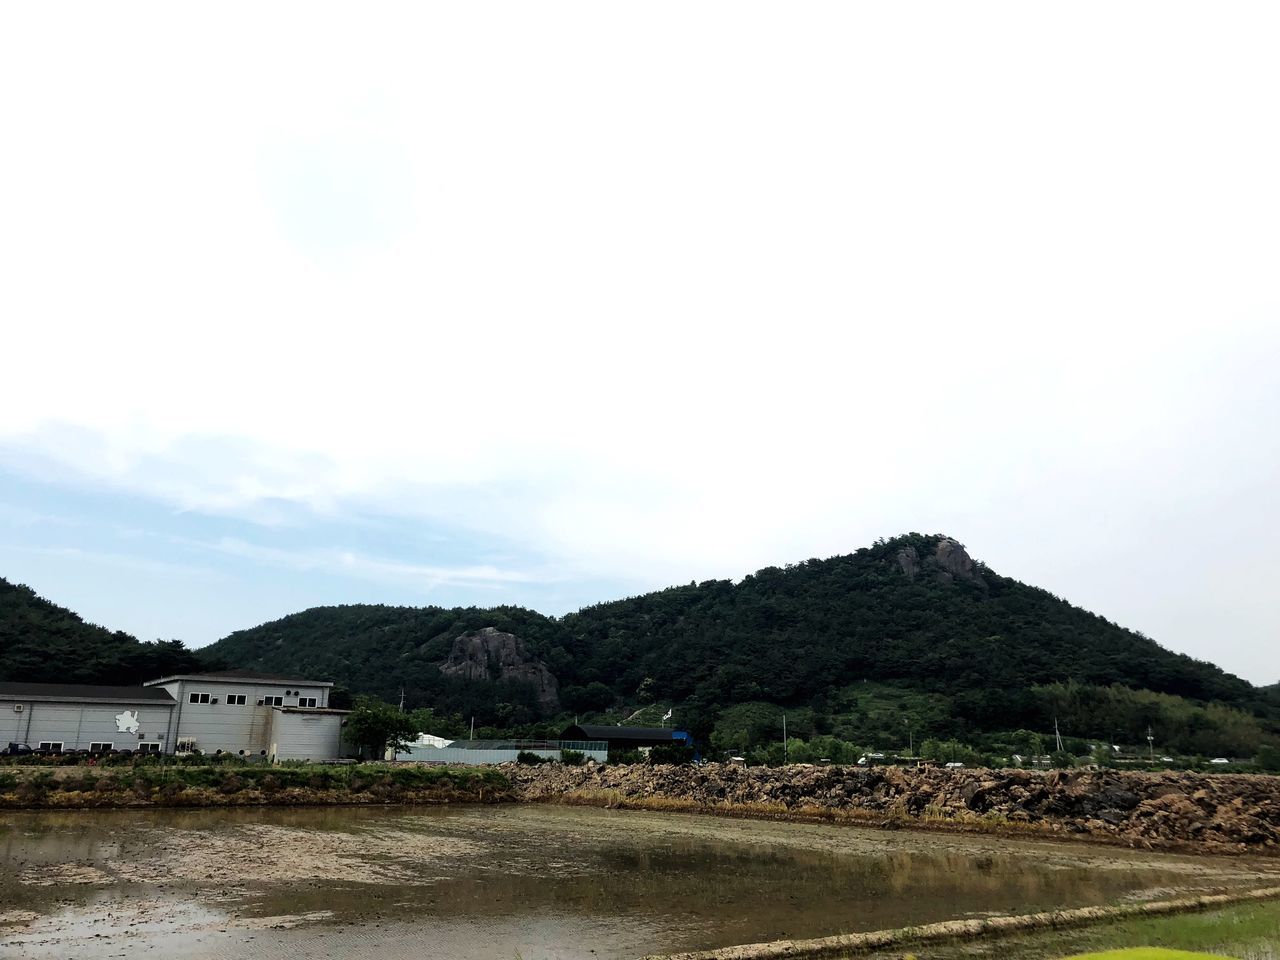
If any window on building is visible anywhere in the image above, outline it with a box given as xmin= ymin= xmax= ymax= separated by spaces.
xmin=298 ymin=697 xmax=318 ymax=708
xmin=225 ymin=694 xmax=247 ymax=705
xmin=188 ymin=692 xmax=211 ymax=704
xmin=89 ymin=742 xmax=113 ymax=752
xmin=38 ymin=742 xmax=64 ymax=751
xmin=138 ymin=742 xmax=161 ymax=754
xmin=259 ymin=696 xmax=284 ymax=707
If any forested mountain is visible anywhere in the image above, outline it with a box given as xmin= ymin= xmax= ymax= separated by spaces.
xmin=206 ymin=604 xmax=567 ymax=722
xmin=201 ymin=534 xmax=1278 ymax=755
xmin=0 ymin=577 xmax=202 ymax=684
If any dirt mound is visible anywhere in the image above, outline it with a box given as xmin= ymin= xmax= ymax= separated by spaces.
xmin=510 ymin=763 xmax=1280 ymax=852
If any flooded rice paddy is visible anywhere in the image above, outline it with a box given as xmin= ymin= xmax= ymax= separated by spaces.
xmin=0 ymin=804 xmax=1272 ymax=959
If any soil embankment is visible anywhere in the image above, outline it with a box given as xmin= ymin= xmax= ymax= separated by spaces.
xmin=0 ymin=763 xmax=511 ymax=809
xmin=5 ymin=760 xmax=1278 ymax=856
xmin=510 ymin=762 xmax=1280 ymax=854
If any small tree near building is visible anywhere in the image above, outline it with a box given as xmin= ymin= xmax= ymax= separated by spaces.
xmin=345 ymin=697 xmax=421 ymax=759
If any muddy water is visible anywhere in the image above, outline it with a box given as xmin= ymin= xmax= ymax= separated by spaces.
xmin=0 ymin=804 xmax=1270 ymax=959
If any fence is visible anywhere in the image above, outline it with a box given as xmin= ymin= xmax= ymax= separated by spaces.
xmin=395 ymin=739 xmax=609 ymax=765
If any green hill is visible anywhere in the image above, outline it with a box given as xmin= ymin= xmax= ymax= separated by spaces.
xmin=201 ymin=534 xmax=1277 ymax=756
xmin=0 ymin=577 xmax=203 ymax=685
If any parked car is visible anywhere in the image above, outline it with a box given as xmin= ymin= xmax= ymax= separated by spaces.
xmin=1210 ymin=757 xmax=1230 ymax=765
xmin=3 ymin=742 xmax=33 ymax=756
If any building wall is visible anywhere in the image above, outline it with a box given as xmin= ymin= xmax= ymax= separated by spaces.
xmin=269 ymin=711 xmax=346 ymax=762
xmin=0 ymin=699 xmax=174 ymax=751
xmin=151 ymin=680 xmax=330 ymax=756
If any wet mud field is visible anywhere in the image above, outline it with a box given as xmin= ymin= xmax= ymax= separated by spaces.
xmin=1 ymin=804 xmax=1274 ymax=959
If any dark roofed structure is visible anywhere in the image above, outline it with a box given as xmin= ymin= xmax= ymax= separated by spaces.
xmin=0 ymin=682 xmax=176 ymax=704
xmin=560 ymin=724 xmax=688 ymax=748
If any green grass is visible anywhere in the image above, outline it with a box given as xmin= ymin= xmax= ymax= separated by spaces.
xmin=857 ymin=900 xmax=1280 ymax=960
xmin=1066 ymin=950 xmax=1229 ymax=959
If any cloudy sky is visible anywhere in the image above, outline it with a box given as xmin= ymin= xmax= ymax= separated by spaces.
xmin=1 ymin=3 xmax=1276 ymax=683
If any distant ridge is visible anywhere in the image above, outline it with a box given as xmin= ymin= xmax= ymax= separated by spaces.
xmin=199 ymin=533 xmax=1278 ymax=754
xmin=0 ymin=577 xmax=202 ymax=685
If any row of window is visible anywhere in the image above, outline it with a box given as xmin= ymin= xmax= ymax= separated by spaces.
xmin=37 ymin=741 xmax=160 ymax=753
xmin=187 ymin=692 xmax=317 ymax=707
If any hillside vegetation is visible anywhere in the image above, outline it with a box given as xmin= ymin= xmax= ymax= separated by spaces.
xmin=0 ymin=577 xmax=202 ymax=685
xmin=200 ymin=534 xmax=1278 ymax=756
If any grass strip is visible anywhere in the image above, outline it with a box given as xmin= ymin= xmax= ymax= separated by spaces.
xmin=1065 ymin=950 xmax=1228 ymax=959
xmin=641 ymin=886 xmax=1280 ymax=960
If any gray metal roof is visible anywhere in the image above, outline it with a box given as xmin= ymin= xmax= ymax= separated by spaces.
xmin=0 ymin=682 xmax=177 ymax=704
xmin=561 ymin=724 xmax=680 ymax=743
xmin=143 ymin=670 xmax=334 ymax=687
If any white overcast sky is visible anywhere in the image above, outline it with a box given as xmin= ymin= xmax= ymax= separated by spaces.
xmin=1 ymin=3 xmax=1277 ymax=683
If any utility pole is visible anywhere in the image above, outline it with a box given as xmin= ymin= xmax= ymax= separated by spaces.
xmin=782 ymin=713 xmax=788 ymax=764
xmin=1054 ymin=716 xmax=1064 ymax=753
xmin=398 ymin=687 xmax=405 ymax=713
xmin=1147 ymin=726 xmax=1154 ymax=762
xmin=470 ymin=716 xmax=475 ymax=741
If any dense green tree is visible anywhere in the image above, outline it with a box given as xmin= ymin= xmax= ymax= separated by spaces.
xmin=1256 ymin=744 xmax=1280 ymax=772
xmin=344 ymin=697 xmax=421 ymax=757
xmin=921 ymin=739 xmax=989 ymax=766
xmin=0 ymin=578 xmax=204 ymax=685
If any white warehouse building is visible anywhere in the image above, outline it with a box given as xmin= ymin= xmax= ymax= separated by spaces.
xmin=0 ymin=670 xmax=349 ymax=761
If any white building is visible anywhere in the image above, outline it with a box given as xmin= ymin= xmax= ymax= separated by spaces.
xmin=411 ymin=733 xmax=455 ymax=748
xmin=1 ymin=670 xmax=349 ymax=761
xmin=0 ymin=682 xmax=177 ymax=755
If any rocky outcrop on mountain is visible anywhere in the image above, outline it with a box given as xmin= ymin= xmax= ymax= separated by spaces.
xmin=508 ymin=762 xmax=1279 ymax=853
xmin=893 ymin=538 xmax=985 ymax=587
xmin=934 ymin=538 xmax=986 ymax=587
xmin=896 ymin=546 xmax=920 ymax=580
xmin=438 ymin=627 xmax=561 ymax=711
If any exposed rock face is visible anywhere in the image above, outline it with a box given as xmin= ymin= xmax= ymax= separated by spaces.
xmin=438 ymin=627 xmax=561 ymax=711
xmin=508 ymin=763 xmax=1280 ymax=853
xmin=934 ymin=538 xmax=986 ymax=587
xmin=896 ymin=546 xmax=920 ymax=580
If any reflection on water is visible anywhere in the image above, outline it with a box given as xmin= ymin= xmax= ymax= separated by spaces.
xmin=0 ymin=803 xmax=1259 ymax=960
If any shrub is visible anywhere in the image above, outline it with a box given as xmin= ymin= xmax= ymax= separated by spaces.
xmin=218 ymin=774 xmax=245 ymax=794
xmin=16 ymin=780 xmax=49 ymax=803
xmin=648 ymin=743 xmax=695 ymax=765
xmin=560 ymin=750 xmax=586 ymax=766
xmin=517 ymin=751 xmax=549 ymax=765
xmin=158 ymin=782 xmax=186 ymax=801
xmin=1255 ymin=744 xmax=1280 ymax=773
xmin=58 ymin=774 xmax=98 ymax=792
